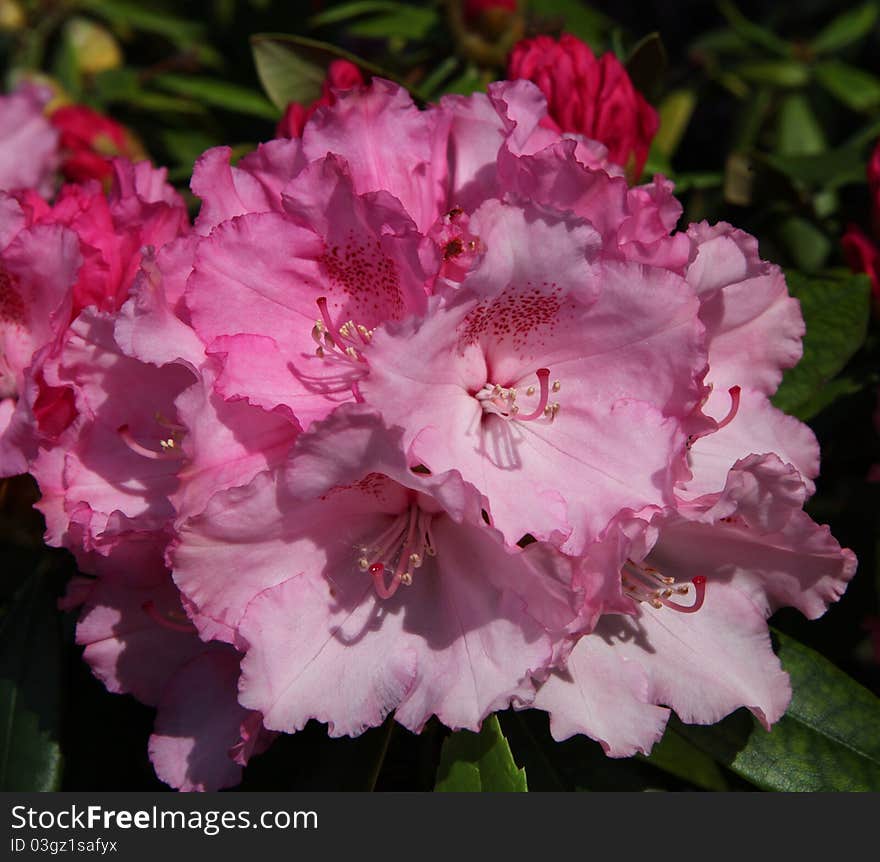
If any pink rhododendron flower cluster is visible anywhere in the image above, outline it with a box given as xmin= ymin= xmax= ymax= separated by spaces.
xmin=1 ymin=72 xmax=856 ymax=790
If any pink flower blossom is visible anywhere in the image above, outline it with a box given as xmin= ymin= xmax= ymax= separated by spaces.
xmin=173 ymin=406 xmax=580 ymax=733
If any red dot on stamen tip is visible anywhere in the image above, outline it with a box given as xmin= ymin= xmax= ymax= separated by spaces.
xmin=693 ymin=576 xmax=707 ymax=586
xmin=369 ymin=563 xmax=384 ymax=575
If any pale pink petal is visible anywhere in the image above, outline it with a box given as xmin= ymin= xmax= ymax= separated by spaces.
xmin=532 ymin=628 xmax=670 ymax=755
xmin=148 ymin=648 xmax=252 ymax=792
xmin=605 ymin=581 xmax=791 ymax=728
xmin=172 ymin=363 xmax=299 ymax=521
xmin=76 ymin=574 xmax=204 ymax=706
xmin=686 ymin=221 xmax=804 ymax=395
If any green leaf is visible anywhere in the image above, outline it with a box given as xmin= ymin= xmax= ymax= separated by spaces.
xmin=775 ymin=93 xmax=826 ymax=156
xmin=150 ymin=74 xmax=277 ymax=119
xmin=810 ymin=3 xmax=878 ymax=55
xmin=310 ymin=2 xmax=438 ymax=41
xmin=0 ymin=558 xmax=65 ymax=791
xmin=815 ymin=60 xmax=880 ymax=113
xmin=528 ymin=0 xmax=612 ymax=49
xmin=435 ymin=715 xmax=527 ymax=792
xmin=675 ymin=631 xmax=880 ymax=791
xmin=773 ymin=270 xmax=870 ymax=418
xmin=717 ymin=0 xmax=792 ymax=57
xmin=736 ymin=60 xmax=810 ymax=87
xmin=642 ymin=727 xmax=729 ymax=791
xmin=625 ymin=32 xmax=666 ymax=99
xmin=761 ymin=144 xmax=869 ymax=190
xmin=776 ymin=216 xmax=831 ymax=273
xmin=651 ymin=88 xmax=697 ymax=161
xmin=250 ymin=33 xmax=408 ymax=111
xmin=80 ymin=0 xmax=204 ymax=45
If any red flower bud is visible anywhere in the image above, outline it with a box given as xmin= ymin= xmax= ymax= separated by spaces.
xmin=508 ymin=33 xmax=658 ymax=181
xmin=49 ymin=104 xmax=133 ymax=184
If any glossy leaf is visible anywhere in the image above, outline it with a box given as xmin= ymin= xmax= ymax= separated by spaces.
xmin=435 ymin=715 xmax=527 ymax=792
xmin=773 ymin=270 xmax=870 ymax=419
xmin=674 ymin=631 xmax=880 ymax=791
xmin=0 ymin=558 xmax=65 ymax=791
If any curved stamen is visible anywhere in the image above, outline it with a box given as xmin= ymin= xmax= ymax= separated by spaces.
xmin=476 ymin=368 xmax=560 ymax=423
xmin=514 ymin=368 xmax=551 ymax=421
xmin=658 ymin=575 xmax=707 ymax=614
xmin=714 ymin=386 xmax=741 ymax=431
xmin=622 ymin=561 xmax=707 ymax=615
xmin=688 ymin=386 xmax=741 ymax=448
xmin=118 ymin=424 xmax=182 ymax=461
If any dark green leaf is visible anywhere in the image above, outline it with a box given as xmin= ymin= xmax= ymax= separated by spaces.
xmin=151 ymin=74 xmax=277 ymax=119
xmin=761 ymin=144 xmax=869 ymax=190
xmin=773 ymin=270 xmax=871 ymax=418
xmin=814 ymin=60 xmax=880 ymax=112
xmin=642 ymin=727 xmax=729 ymax=791
xmin=310 ymin=2 xmax=438 ymax=41
xmin=435 ymin=715 xmax=527 ymax=792
xmin=80 ymin=0 xmax=204 ymax=45
xmin=0 ymin=558 xmax=65 ymax=791
xmin=528 ymin=0 xmax=612 ymax=49
xmin=810 ymin=3 xmax=878 ymax=54
xmin=625 ymin=32 xmax=666 ymax=99
xmin=675 ymin=631 xmax=880 ymax=791
xmin=717 ymin=0 xmax=792 ymax=57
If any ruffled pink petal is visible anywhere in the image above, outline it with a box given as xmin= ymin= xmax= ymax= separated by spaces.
xmin=148 ymin=648 xmax=253 ymax=792
xmin=605 ymin=581 xmax=791 ymax=728
xmin=686 ymin=221 xmax=804 ymax=395
xmin=532 ymin=626 xmax=670 ymax=755
xmin=171 ymin=363 xmax=299 ymax=521
xmin=191 ymin=140 xmax=306 ymax=235
xmin=303 ymin=79 xmax=442 ymax=232
xmin=661 ymin=455 xmax=856 ymax=620
xmin=75 ymin=573 xmax=204 ymax=706
xmin=1 ymin=222 xmax=80 ymax=398
xmin=683 ymin=386 xmax=820 ymax=500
